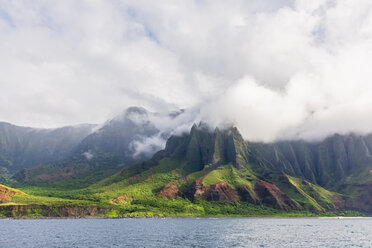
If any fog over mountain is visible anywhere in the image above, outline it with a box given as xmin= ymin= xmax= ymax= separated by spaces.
xmin=1 ymin=0 xmax=372 ymax=142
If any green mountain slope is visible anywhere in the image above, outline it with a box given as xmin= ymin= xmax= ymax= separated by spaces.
xmin=2 ymin=123 xmax=371 ymax=217
xmin=72 ymin=124 xmax=350 ymax=216
xmin=90 ymin=124 xmax=371 ymax=215
xmin=0 ymin=183 xmax=110 ymax=218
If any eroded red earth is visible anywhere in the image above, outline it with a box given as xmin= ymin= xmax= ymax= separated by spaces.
xmin=0 ymin=185 xmax=22 ymax=203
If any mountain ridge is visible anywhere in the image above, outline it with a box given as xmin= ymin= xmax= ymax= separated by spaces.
xmin=0 ymin=122 xmax=97 ymax=181
xmin=1 ymin=107 xmax=372 ymax=217
xmin=13 ymin=107 xmax=180 ymax=185
xmin=94 ymin=124 xmax=372 ymax=214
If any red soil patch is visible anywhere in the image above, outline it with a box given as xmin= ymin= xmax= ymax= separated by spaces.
xmin=192 ymin=177 xmax=239 ymax=202
xmin=255 ymin=179 xmax=300 ymax=211
xmin=0 ymin=185 xmax=22 ymax=196
xmin=158 ymin=184 xmax=180 ymax=199
xmin=113 ymin=195 xmax=132 ymax=205
xmin=0 ymin=193 xmax=10 ymax=203
xmin=0 ymin=186 xmax=7 ymax=192
xmin=127 ymin=174 xmax=141 ymax=183
xmin=332 ymin=195 xmax=345 ymax=210
xmin=144 ymin=175 xmax=153 ymax=181
xmin=193 ymin=176 xmax=206 ymax=198
xmin=202 ymin=181 xmax=239 ymax=202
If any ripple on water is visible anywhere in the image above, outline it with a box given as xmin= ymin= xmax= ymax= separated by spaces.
xmin=0 ymin=218 xmax=371 ymax=247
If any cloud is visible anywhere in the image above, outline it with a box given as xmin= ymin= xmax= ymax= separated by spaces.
xmin=127 ymin=108 xmax=199 ymax=157
xmin=129 ymin=133 xmax=166 ymax=158
xmin=1 ymin=0 xmax=372 ymax=142
xmin=83 ymin=150 xmax=94 ymax=160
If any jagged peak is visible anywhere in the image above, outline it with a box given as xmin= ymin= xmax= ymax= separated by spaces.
xmin=104 ymin=106 xmax=151 ymax=128
xmin=159 ymin=123 xmax=248 ymax=172
xmin=197 ymin=121 xmax=209 ymax=130
xmin=125 ymin=106 xmax=148 ymax=116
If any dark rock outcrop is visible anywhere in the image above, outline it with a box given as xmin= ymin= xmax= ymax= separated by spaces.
xmin=254 ymin=179 xmax=301 ymax=211
xmin=199 ymin=182 xmax=239 ymax=202
xmin=0 ymin=205 xmax=108 ymax=218
xmin=236 ymin=184 xmax=259 ymax=204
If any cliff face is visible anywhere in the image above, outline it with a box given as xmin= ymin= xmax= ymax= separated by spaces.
xmin=133 ymin=125 xmax=372 ymax=212
xmin=249 ymin=134 xmax=372 ymax=189
xmin=183 ymin=176 xmax=302 ymax=211
xmin=161 ymin=123 xmax=250 ymax=172
xmin=0 ymin=205 xmax=108 ymax=218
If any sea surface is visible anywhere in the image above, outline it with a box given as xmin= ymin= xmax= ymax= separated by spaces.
xmin=0 ymin=217 xmax=371 ymax=247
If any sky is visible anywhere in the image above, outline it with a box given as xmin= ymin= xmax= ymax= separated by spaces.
xmin=1 ymin=0 xmax=372 ymax=142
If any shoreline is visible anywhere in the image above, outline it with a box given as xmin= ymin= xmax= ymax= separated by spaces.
xmin=1 ymin=215 xmax=371 ymax=220
xmin=1 ymin=204 xmax=369 ymax=219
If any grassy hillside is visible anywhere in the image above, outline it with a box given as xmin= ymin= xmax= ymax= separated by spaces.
xmin=0 ymin=184 xmax=95 ymax=207
xmin=1 ymin=125 xmax=370 ymax=218
xmin=3 ymin=158 xmax=360 ymax=218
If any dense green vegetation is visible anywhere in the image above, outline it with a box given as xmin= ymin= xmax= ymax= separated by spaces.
xmin=0 ymin=158 xmax=363 ymax=218
xmin=1 ymin=120 xmax=372 ymax=218
xmin=0 ymin=184 xmax=96 ymax=208
xmin=4 ymin=185 xmax=363 ymax=218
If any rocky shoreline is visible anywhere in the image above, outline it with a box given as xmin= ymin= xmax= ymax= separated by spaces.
xmin=0 ymin=204 xmax=109 ymax=218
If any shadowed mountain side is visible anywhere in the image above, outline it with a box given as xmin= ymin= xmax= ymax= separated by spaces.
xmin=0 ymin=122 xmax=96 ymax=181
xmin=157 ymin=123 xmax=250 ymax=172
xmin=248 ymin=134 xmax=372 ymax=189
xmin=13 ymin=107 xmax=167 ymax=185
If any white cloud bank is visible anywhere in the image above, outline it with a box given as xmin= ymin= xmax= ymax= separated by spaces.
xmin=1 ymin=0 xmax=372 ymax=142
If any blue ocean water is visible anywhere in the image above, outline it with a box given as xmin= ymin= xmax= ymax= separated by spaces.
xmin=0 ymin=217 xmax=371 ymax=247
